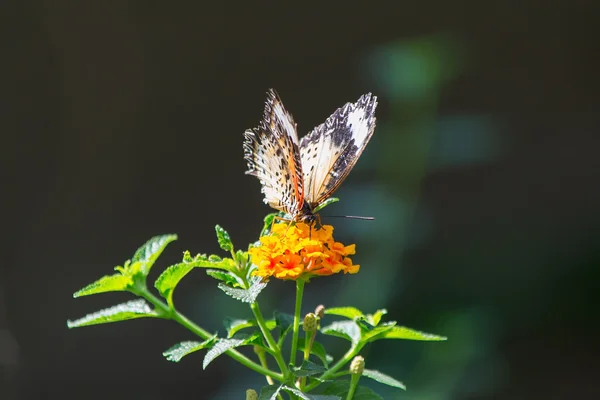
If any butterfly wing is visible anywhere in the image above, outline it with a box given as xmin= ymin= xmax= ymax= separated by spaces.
xmin=243 ymin=89 xmax=305 ymax=217
xmin=300 ymin=93 xmax=377 ymax=208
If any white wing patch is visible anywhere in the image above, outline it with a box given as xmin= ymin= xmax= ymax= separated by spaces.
xmin=300 ymin=93 xmax=377 ymax=206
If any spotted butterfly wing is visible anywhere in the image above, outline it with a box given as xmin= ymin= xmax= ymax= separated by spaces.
xmin=243 ymin=89 xmax=305 ymax=218
xmin=244 ymin=89 xmax=377 ymax=221
xmin=300 ymin=93 xmax=377 ymax=208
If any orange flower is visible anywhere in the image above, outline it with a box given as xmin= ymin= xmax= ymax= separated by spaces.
xmin=248 ymin=223 xmax=360 ymax=280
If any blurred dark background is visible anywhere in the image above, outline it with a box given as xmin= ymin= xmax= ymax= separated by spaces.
xmin=2 ymin=1 xmax=599 ymax=399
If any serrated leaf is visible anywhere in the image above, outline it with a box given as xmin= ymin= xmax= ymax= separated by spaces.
xmin=325 ymin=307 xmax=364 ymax=320
xmin=361 ymin=322 xmax=396 ymax=343
xmin=368 ymin=309 xmax=387 ymax=326
xmin=154 ymin=262 xmax=194 ymax=306
xmin=281 ymin=386 xmax=312 ymax=399
xmin=72 ymin=274 xmax=133 ymax=298
xmin=312 ymin=197 xmax=339 ymax=213
xmin=163 ymin=337 xmax=216 ymax=362
xmin=185 ymin=254 xmax=236 ymax=271
xmin=321 ymin=320 xmax=361 ymax=346
xmin=206 ymin=269 xmax=242 ymax=287
xmin=203 ymin=337 xmax=248 ymax=369
xmin=324 ymin=381 xmax=383 ymax=400
xmin=218 ymin=276 xmax=267 ymax=303
xmin=292 ymin=360 xmax=327 ymax=377
xmin=258 ymin=385 xmax=282 ymax=400
xmin=298 ymin=339 xmax=332 ymax=367
xmin=223 ymin=317 xmax=276 ymax=338
xmin=362 ymin=369 xmax=406 ymax=390
xmin=67 ymin=299 xmax=156 ymax=328
xmin=131 ymin=234 xmax=177 ymax=276
xmin=380 ymin=326 xmax=447 ymax=341
xmin=215 ymin=225 xmax=233 ymax=252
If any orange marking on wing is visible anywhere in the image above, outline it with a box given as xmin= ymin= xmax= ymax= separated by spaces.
xmin=287 ymin=146 xmax=304 ymax=211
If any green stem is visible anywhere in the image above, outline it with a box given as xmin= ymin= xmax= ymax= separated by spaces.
xmin=254 ymin=346 xmax=274 ymax=386
xmin=304 ymin=345 xmax=362 ymax=391
xmin=346 ymin=373 xmax=360 ymax=400
xmin=250 ymin=302 xmax=289 ymax=377
xmin=137 ymin=286 xmax=283 ymax=382
xmin=289 ymin=279 xmax=305 ymax=367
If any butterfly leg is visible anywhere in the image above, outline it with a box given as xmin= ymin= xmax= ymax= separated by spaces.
xmin=270 ymin=215 xmax=295 ymax=238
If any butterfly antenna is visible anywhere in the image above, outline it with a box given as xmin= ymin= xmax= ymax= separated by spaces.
xmin=324 ymin=215 xmax=375 ymax=220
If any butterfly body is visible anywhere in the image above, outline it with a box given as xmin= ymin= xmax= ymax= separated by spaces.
xmin=244 ymin=89 xmax=377 ymax=223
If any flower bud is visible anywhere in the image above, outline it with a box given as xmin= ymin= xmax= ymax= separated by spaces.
xmin=246 ymin=389 xmax=258 ymax=400
xmin=303 ymin=313 xmax=317 ymax=332
xmin=315 ymin=304 xmax=325 ymax=319
xmin=350 ymin=355 xmax=365 ymax=375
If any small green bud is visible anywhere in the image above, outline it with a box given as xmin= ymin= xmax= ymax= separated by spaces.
xmin=350 ymin=355 xmax=365 ymax=375
xmin=303 ymin=313 xmax=317 ymax=332
xmin=246 ymin=389 xmax=258 ymax=400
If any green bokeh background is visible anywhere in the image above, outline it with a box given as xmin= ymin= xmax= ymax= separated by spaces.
xmin=2 ymin=2 xmax=598 ymax=399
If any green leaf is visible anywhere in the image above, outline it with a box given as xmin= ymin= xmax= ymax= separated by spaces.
xmin=66 ymin=299 xmax=157 ymax=328
xmin=355 ymin=316 xmax=376 ymax=331
xmin=131 ymin=234 xmax=178 ymax=276
xmin=206 ymin=269 xmax=242 ymax=287
xmin=274 ymin=311 xmax=295 ymax=331
xmin=361 ymin=322 xmax=396 ymax=343
xmin=261 ymin=385 xmax=339 ymax=400
xmin=203 ymin=337 xmax=250 ymax=369
xmin=234 ymin=249 xmax=250 ymax=268
xmin=298 ymin=339 xmax=332 ymax=367
xmin=321 ymin=321 xmax=361 ymax=346
xmin=72 ymin=274 xmax=133 ymax=298
xmin=215 ymin=225 xmax=233 ymax=252
xmin=362 ymin=369 xmax=406 ymax=390
xmin=380 ymin=326 xmax=447 ymax=341
xmin=223 ymin=318 xmax=276 ymax=338
xmin=281 ymin=386 xmax=313 ymax=400
xmin=218 ymin=276 xmax=267 ymax=303
xmin=312 ymin=197 xmax=339 ymax=213
xmin=258 ymin=385 xmax=282 ymax=400
xmin=274 ymin=311 xmax=295 ymax=345
xmin=291 ymin=360 xmax=327 ymax=377
xmin=260 ymin=212 xmax=280 ymax=237
xmin=185 ymin=254 xmax=236 ymax=270
xmin=163 ymin=337 xmax=217 ymax=362
xmin=325 ymin=307 xmax=364 ymax=320
xmin=182 ymin=250 xmax=194 ymax=263
xmin=324 ymin=381 xmax=383 ymax=400
xmin=154 ymin=262 xmax=194 ymax=307
xmin=368 ymin=309 xmax=387 ymax=326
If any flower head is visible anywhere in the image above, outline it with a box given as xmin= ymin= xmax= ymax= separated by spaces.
xmin=248 ymin=223 xmax=360 ymax=280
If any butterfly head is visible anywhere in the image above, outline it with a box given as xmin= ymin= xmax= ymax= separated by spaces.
xmin=298 ymin=201 xmax=318 ymax=225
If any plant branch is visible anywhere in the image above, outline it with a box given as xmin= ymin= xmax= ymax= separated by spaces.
xmin=136 ymin=286 xmax=284 ymax=382
xmin=250 ymin=301 xmax=289 ymax=377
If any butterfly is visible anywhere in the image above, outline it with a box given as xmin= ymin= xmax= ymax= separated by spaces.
xmin=243 ymin=89 xmax=377 ymax=224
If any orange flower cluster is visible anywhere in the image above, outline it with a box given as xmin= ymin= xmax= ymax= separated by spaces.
xmin=249 ymin=222 xmax=360 ymax=280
